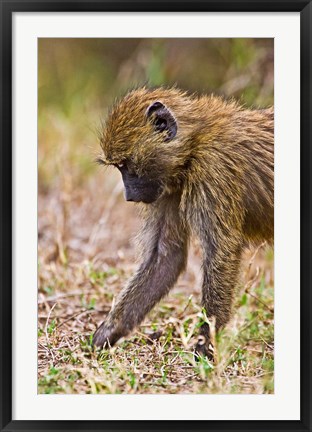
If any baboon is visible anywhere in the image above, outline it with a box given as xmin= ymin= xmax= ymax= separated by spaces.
xmin=93 ymin=87 xmax=274 ymax=359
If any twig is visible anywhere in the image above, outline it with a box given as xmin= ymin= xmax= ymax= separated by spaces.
xmin=38 ymin=291 xmax=87 ymax=304
xmin=57 ymin=308 xmax=92 ymax=329
xmin=245 ymin=289 xmax=274 ymax=313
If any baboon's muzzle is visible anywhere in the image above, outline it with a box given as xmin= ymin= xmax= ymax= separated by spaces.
xmin=118 ymin=166 xmax=162 ymax=204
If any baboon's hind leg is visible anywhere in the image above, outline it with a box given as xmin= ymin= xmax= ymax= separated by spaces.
xmin=195 ymin=241 xmax=242 ymax=361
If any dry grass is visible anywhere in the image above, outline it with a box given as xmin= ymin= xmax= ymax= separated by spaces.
xmin=38 ymin=168 xmax=274 ymax=394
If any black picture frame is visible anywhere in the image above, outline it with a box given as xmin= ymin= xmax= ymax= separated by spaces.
xmin=1 ymin=1 xmax=311 ymax=431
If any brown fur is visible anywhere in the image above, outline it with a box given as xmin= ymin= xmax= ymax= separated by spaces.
xmin=93 ymin=87 xmax=274 ymax=357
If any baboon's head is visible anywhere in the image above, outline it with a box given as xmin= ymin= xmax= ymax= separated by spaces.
xmin=98 ymin=87 xmax=198 ymax=204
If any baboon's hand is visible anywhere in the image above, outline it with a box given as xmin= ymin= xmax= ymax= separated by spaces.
xmin=92 ymin=321 xmax=124 ymax=348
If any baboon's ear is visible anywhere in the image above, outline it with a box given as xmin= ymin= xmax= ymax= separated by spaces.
xmin=146 ymin=101 xmax=177 ymax=142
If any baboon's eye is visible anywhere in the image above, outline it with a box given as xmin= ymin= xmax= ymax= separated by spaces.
xmin=113 ymin=161 xmax=126 ymax=170
xmin=146 ymin=101 xmax=177 ymax=142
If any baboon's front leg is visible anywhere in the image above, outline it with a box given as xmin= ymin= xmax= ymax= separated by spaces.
xmin=196 ymin=236 xmax=242 ymax=360
xmin=93 ymin=201 xmax=188 ymax=348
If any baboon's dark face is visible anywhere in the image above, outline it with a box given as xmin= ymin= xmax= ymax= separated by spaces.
xmin=117 ymin=164 xmax=162 ymax=204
